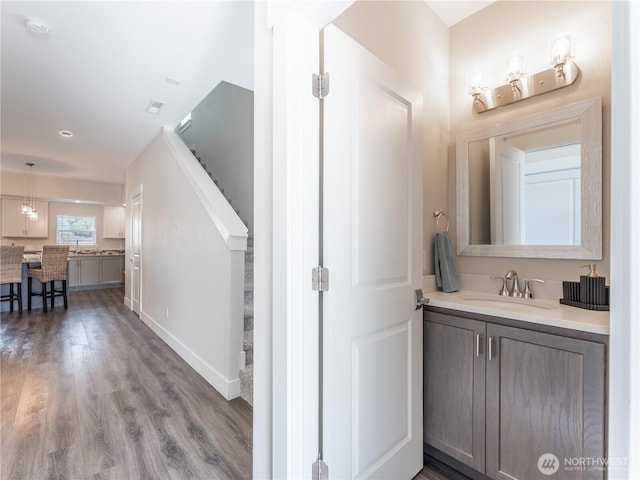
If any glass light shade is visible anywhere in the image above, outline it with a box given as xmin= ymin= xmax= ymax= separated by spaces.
xmin=29 ymin=209 xmax=38 ymax=221
xmin=21 ymin=203 xmax=32 ymax=215
xmin=506 ymin=54 xmax=525 ymax=82
xmin=469 ymin=71 xmax=485 ymax=95
xmin=551 ymin=35 xmax=572 ymax=66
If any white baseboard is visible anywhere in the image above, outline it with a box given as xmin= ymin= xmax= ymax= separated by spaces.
xmin=139 ymin=310 xmax=240 ymax=400
xmin=123 ymin=296 xmax=131 ymax=309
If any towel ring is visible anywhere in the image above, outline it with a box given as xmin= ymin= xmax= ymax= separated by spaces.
xmin=434 ymin=210 xmax=449 ymax=233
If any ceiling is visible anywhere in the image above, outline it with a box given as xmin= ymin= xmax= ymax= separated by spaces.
xmin=1 ymin=1 xmax=253 ymax=185
xmin=425 ymin=0 xmax=496 ymax=27
xmin=1 ymin=1 xmax=491 ymax=187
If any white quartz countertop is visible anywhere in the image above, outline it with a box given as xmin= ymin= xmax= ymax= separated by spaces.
xmin=425 ymin=289 xmax=609 ymax=335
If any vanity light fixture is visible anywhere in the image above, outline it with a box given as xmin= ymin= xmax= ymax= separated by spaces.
xmin=470 ymin=35 xmax=580 ymax=114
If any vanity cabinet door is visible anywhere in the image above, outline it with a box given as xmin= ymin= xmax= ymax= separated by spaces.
xmin=424 ymin=311 xmax=486 ymax=472
xmin=485 ymin=324 xmax=606 ymax=480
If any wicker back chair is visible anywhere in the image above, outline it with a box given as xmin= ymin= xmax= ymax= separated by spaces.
xmin=1 ymin=245 xmax=25 ymax=314
xmin=28 ymin=245 xmax=70 ymax=312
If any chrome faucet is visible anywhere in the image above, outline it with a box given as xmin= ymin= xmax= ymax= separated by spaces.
xmin=505 ymin=270 xmax=522 ymax=297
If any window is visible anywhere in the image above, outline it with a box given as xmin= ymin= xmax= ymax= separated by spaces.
xmin=56 ymin=215 xmax=97 ymax=246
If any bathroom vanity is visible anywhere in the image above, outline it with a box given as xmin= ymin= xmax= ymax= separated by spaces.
xmin=423 ymin=293 xmax=607 ymax=480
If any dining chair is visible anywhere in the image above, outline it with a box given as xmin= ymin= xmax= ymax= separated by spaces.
xmin=1 ymin=245 xmax=25 ymax=314
xmin=28 ymin=245 xmax=69 ymax=312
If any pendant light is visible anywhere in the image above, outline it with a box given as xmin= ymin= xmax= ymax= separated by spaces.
xmin=21 ymin=162 xmax=38 ymax=221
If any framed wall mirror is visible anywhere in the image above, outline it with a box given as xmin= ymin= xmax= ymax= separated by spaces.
xmin=456 ymin=97 xmax=602 ymax=259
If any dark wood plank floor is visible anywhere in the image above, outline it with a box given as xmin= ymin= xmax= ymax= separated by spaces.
xmin=414 ymin=455 xmax=472 ymax=480
xmin=1 ymin=288 xmax=252 ymax=480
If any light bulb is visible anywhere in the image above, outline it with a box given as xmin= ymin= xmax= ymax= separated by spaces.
xmin=506 ymin=54 xmax=525 ymax=82
xmin=469 ymin=71 xmax=485 ymax=95
xmin=551 ymin=35 xmax=572 ymax=67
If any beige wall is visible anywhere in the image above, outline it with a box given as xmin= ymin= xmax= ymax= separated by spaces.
xmin=333 ymin=0 xmax=450 ymax=274
xmin=449 ymin=1 xmax=612 ymax=282
xmin=0 ymin=170 xmax=124 ymax=204
xmin=1 ymin=170 xmax=125 ymax=250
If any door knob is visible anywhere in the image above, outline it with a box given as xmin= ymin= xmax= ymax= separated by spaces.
xmin=415 ymin=289 xmax=429 ymax=310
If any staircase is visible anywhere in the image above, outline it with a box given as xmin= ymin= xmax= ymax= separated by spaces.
xmin=240 ymin=235 xmax=253 ymax=405
xmin=191 ymin=150 xmax=249 ymax=227
xmin=191 ymin=150 xmax=253 ymax=405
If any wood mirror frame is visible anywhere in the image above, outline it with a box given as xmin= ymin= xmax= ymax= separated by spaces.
xmin=456 ymin=97 xmax=602 ymax=259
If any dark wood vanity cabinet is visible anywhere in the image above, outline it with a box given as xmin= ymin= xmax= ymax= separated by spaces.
xmin=424 ymin=308 xmax=607 ymax=480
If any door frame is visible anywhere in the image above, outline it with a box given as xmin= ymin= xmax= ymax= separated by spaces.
xmin=253 ymin=3 xmax=354 ymax=479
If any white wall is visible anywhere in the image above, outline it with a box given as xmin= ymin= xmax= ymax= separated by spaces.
xmin=125 ymin=130 xmax=246 ymax=400
xmin=179 ymin=81 xmax=254 ymax=231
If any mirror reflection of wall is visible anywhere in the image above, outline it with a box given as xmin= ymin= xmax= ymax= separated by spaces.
xmin=468 ymin=118 xmax=582 ymax=246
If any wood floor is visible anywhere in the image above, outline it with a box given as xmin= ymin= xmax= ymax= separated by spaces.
xmin=1 ymin=286 xmax=471 ymax=480
xmin=1 ymin=288 xmax=252 ymax=480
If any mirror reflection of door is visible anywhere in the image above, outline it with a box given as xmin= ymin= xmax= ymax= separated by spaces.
xmin=490 ymin=136 xmax=525 ymax=245
xmin=490 ymin=138 xmax=581 ymax=246
xmin=524 ymin=143 xmax=581 ymax=245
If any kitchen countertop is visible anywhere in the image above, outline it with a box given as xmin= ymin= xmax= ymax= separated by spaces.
xmin=22 ymin=251 xmax=125 ymax=262
xmin=425 ymin=289 xmax=609 ymax=335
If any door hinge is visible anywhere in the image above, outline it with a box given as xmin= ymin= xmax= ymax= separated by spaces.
xmin=312 ymin=266 xmax=329 ymax=292
xmin=312 ymin=72 xmax=330 ymax=99
xmin=312 ymin=458 xmax=329 ymax=480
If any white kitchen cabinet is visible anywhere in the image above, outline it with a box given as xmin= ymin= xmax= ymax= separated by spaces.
xmin=1 ymin=198 xmax=49 ymax=238
xmin=103 ymin=206 xmax=125 ymax=239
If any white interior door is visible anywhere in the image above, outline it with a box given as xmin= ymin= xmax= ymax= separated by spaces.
xmin=322 ymin=24 xmax=423 ymax=479
xmin=130 ymin=185 xmax=142 ymax=315
xmin=490 ymin=136 xmax=525 ymax=245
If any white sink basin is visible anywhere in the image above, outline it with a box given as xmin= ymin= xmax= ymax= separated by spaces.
xmin=459 ymin=294 xmax=557 ymax=310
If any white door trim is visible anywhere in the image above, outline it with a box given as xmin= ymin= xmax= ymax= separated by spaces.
xmin=254 ymin=2 xmax=354 ymax=479
xmin=610 ymin=2 xmax=640 ymax=478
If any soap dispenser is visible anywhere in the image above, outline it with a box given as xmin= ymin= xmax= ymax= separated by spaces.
xmin=579 ymin=264 xmax=606 ymax=305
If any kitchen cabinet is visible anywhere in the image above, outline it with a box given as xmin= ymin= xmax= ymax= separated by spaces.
xmin=68 ymin=255 xmax=124 ymax=289
xmin=1 ymin=198 xmax=49 ymax=238
xmin=100 ymin=256 xmax=125 ymax=285
xmin=103 ymin=206 xmax=125 ymax=239
xmin=424 ymin=309 xmax=606 ymax=480
xmin=68 ymin=257 xmax=99 ymax=287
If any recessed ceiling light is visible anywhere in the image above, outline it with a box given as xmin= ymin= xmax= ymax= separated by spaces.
xmin=145 ymin=99 xmax=165 ymax=114
xmin=25 ymin=19 xmax=51 ymax=39
xmin=166 ymin=76 xmax=181 ymax=86
xmin=58 ymin=130 xmax=73 ymax=137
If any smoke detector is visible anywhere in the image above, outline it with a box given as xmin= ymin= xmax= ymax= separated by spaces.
xmin=25 ymin=19 xmax=51 ymax=39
